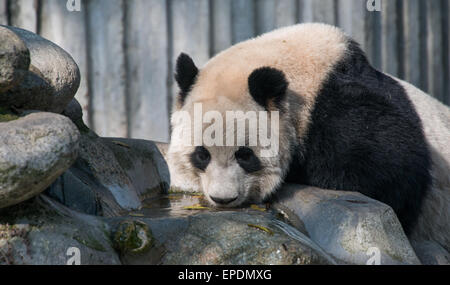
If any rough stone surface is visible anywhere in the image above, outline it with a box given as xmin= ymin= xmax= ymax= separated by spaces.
xmin=275 ymin=184 xmax=421 ymax=265
xmin=0 ymin=25 xmax=80 ymax=113
xmin=62 ymin=98 xmax=83 ymax=123
xmin=411 ymin=240 xmax=450 ymax=265
xmin=46 ymin=169 xmax=101 ymax=216
xmin=103 ymin=138 xmax=170 ymax=199
xmin=1 ymin=194 xmax=337 ymax=265
xmin=109 ymin=211 xmax=336 ymax=265
xmin=46 ymin=134 xmax=170 ymax=217
xmin=75 ymin=134 xmax=142 ymax=212
xmin=111 ymin=219 xmax=154 ymax=264
xmin=0 ymin=112 xmax=80 ymax=209
xmin=0 ymin=27 xmax=30 ymax=93
xmin=0 ymin=196 xmax=121 ymax=265
xmin=0 ymin=106 xmax=20 ymax=123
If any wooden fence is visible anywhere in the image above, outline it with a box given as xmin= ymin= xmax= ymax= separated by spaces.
xmin=0 ymin=0 xmax=449 ymax=142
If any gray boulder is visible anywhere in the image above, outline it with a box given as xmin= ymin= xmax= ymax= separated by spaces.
xmin=0 ymin=112 xmax=80 ymax=209
xmin=276 ymin=184 xmax=421 ymax=265
xmin=0 ymin=25 xmax=80 ymax=113
xmin=0 ymin=196 xmax=120 ymax=265
xmin=109 ymin=211 xmax=336 ymax=265
xmin=1 ymin=192 xmax=336 ymax=265
xmin=45 ymin=169 xmax=102 ymax=216
xmin=62 ymin=98 xmax=83 ymax=123
xmin=411 ymin=240 xmax=450 ymax=265
xmin=103 ymin=137 xmax=170 ymax=199
xmin=46 ymin=132 xmax=170 ymax=217
xmin=0 ymin=27 xmax=30 ymax=93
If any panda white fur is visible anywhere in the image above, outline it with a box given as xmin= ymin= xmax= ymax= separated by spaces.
xmin=166 ymin=23 xmax=450 ymax=251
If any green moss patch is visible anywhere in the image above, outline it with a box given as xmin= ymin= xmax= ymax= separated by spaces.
xmin=112 ymin=220 xmax=153 ymax=255
xmin=0 ymin=107 xmax=19 ymax=122
xmin=74 ymin=234 xmax=107 ymax=252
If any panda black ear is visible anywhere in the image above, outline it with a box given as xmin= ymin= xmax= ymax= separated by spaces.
xmin=175 ymin=53 xmax=199 ymax=104
xmin=248 ymin=67 xmax=288 ymax=110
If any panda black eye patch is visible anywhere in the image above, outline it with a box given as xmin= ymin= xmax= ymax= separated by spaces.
xmin=235 ymin=147 xmax=262 ymax=173
xmin=190 ymin=146 xmax=211 ymax=171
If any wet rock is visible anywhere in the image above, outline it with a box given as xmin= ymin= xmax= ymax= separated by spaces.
xmin=103 ymin=138 xmax=170 ymax=198
xmin=62 ymin=98 xmax=83 ymax=123
xmin=46 ymin=132 xmax=170 ymax=217
xmin=411 ymin=240 xmax=450 ymax=265
xmin=275 ymin=184 xmax=421 ymax=265
xmin=61 ymin=98 xmax=91 ymax=139
xmin=0 ymin=106 xmax=20 ymax=123
xmin=0 ymin=112 xmax=80 ymax=209
xmin=0 ymin=27 xmax=30 ymax=93
xmin=109 ymin=211 xmax=336 ymax=265
xmin=75 ymin=135 xmax=142 ymax=212
xmin=0 ymin=196 xmax=121 ymax=265
xmin=46 ymin=169 xmax=101 ymax=216
xmin=47 ymin=132 xmax=140 ymax=216
xmin=112 ymin=220 xmax=154 ymax=260
xmin=0 ymin=25 xmax=80 ymax=113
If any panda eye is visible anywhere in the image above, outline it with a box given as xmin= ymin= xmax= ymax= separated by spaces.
xmin=235 ymin=147 xmax=262 ymax=173
xmin=190 ymin=146 xmax=211 ymax=171
xmin=235 ymin=147 xmax=253 ymax=161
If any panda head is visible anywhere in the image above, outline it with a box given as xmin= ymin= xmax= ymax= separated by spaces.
xmin=168 ymin=53 xmax=295 ymax=207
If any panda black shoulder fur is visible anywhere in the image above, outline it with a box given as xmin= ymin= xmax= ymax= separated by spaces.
xmin=167 ymin=23 xmax=450 ymax=250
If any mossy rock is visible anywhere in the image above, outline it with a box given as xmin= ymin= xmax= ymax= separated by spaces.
xmin=112 ymin=220 xmax=153 ymax=255
xmin=0 ymin=112 xmax=80 ymax=209
xmin=0 ymin=197 xmax=121 ymax=265
xmin=0 ymin=107 xmax=19 ymax=122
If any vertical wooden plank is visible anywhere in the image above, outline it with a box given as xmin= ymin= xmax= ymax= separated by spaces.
xmin=126 ymin=0 xmax=169 ymax=142
xmin=231 ymin=0 xmax=255 ymax=43
xmin=275 ymin=0 xmax=297 ymax=28
xmin=171 ymin=0 xmax=210 ymax=104
xmin=444 ymin=0 xmax=449 ymax=105
xmin=171 ymin=0 xmax=209 ymax=65
xmin=298 ymin=0 xmax=313 ymax=23
xmin=39 ymin=0 xmax=90 ymax=125
xmin=300 ymin=0 xmax=337 ymax=25
xmin=211 ymin=0 xmax=232 ymax=55
xmin=426 ymin=0 xmax=445 ymax=101
xmin=337 ymin=0 xmax=366 ymax=51
xmin=312 ymin=0 xmax=336 ymax=25
xmin=0 ymin=0 xmax=7 ymax=25
xmin=403 ymin=0 xmax=422 ymax=89
xmin=337 ymin=0 xmax=352 ymax=32
xmin=381 ymin=0 xmax=401 ymax=77
xmin=418 ymin=0 xmax=428 ymax=92
xmin=9 ymin=0 xmax=38 ymax=32
xmin=255 ymin=0 xmax=275 ymax=35
xmin=365 ymin=6 xmax=382 ymax=69
xmin=86 ymin=0 xmax=127 ymax=137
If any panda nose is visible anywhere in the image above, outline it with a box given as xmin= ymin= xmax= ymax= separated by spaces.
xmin=210 ymin=196 xmax=238 ymax=205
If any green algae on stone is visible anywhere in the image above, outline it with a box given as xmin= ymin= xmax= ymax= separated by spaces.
xmin=0 ymin=196 xmax=121 ymax=264
xmin=0 ymin=107 xmax=19 ymax=122
xmin=112 ymin=220 xmax=153 ymax=255
xmin=74 ymin=234 xmax=107 ymax=252
xmin=247 ymin=224 xmax=274 ymax=235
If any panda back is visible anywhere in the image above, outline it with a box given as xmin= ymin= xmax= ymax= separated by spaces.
xmin=298 ymin=41 xmax=434 ymax=236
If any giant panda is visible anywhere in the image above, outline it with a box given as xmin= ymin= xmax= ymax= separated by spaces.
xmin=166 ymin=23 xmax=450 ymax=251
